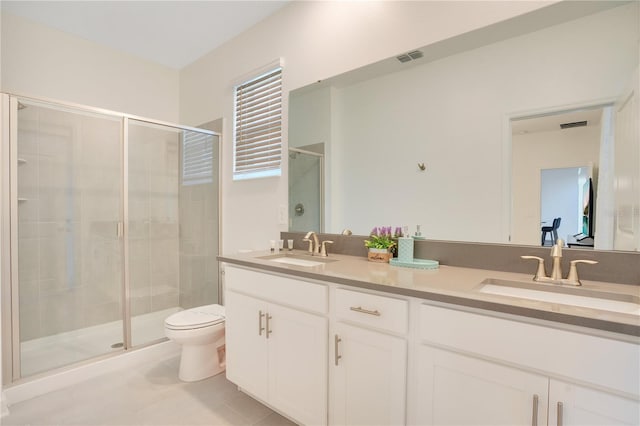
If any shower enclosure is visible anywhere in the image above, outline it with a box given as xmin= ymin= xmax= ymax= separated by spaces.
xmin=0 ymin=94 xmax=220 ymax=382
xmin=288 ymin=148 xmax=323 ymax=232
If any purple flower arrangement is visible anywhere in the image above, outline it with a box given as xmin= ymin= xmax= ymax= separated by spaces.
xmin=364 ymin=226 xmax=404 ymax=250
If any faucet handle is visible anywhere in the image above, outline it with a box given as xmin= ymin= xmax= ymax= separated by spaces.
xmin=565 ymin=259 xmax=598 ymax=286
xmin=320 ymin=240 xmax=334 ymax=257
xmin=521 ymin=255 xmax=547 ymax=281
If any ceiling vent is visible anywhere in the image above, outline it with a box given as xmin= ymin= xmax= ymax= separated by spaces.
xmin=396 ymin=50 xmax=423 ymax=63
xmin=560 ymin=120 xmax=588 ymax=129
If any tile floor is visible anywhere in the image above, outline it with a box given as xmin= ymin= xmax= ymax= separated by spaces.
xmin=2 ymin=356 xmax=296 ymax=426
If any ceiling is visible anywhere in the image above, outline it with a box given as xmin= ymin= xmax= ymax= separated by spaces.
xmin=511 ymin=108 xmax=604 ymax=135
xmin=1 ymin=1 xmax=288 ymax=69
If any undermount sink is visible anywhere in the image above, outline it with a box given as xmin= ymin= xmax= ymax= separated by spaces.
xmin=258 ymin=253 xmax=339 ymax=267
xmin=478 ymin=278 xmax=640 ymax=316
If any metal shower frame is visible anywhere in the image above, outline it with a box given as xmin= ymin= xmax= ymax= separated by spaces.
xmin=0 ymin=92 xmax=222 ymax=385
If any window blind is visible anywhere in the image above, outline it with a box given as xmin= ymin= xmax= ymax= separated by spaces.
xmin=182 ymin=131 xmax=213 ymax=185
xmin=233 ymin=67 xmax=282 ymax=180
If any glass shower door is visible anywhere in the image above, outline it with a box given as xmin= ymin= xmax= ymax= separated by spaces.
xmin=127 ymin=120 xmax=219 ymax=347
xmin=14 ymin=99 xmax=124 ymax=378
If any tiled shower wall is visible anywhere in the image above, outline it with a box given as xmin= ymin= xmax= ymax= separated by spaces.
xmin=178 ymin=182 xmax=218 ymax=309
xmin=17 ymin=107 xmax=218 ymax=342
xmin=128 ymin=122 xmax=180 ymax=319
xmin=178 ymin=117 xmax=220 ymax=310
xmin=128 ymin=122 xmax=219 ymax=313
xmin=17 ymin=105 xmax=123 ymax=341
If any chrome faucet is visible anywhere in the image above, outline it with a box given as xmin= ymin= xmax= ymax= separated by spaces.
xmin=303 ymin=231 xmax=334 ymax=257
xmin=521 ymin=239 xmax=598 ymax=286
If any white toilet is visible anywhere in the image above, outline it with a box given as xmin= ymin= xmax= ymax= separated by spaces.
xmin=164 ymin=304 xmax=226 ymax=382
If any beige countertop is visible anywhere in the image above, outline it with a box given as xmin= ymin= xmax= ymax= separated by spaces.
xmin=219 ymin=250 xmax=640 ymax=341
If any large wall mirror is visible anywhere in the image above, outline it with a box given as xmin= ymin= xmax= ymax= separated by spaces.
xmin=288 ymin=1 xmax=639 ymax=252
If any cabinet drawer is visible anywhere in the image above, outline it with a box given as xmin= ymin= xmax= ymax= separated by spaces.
xmin=335 ymin=288 xmax=408 ymax=334
xmin=418 ymin=303 xmax=640 ymax=397
xmin=224 ymin=265 xmax=328 ymax=314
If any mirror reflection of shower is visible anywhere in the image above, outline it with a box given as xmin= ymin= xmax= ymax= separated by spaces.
xmin=288 ymin=146 xmax=324 ymax=233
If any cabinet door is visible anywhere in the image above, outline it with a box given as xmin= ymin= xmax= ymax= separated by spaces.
xmin=331 ymin=322 xmax=407 ymax=426
xmin=268 ymin=303 xmax=328 ymax=426
xmin=415 ymin=345 xmax=548 ymax=426
xmin=549 ymin=379 xmax=640 ymax=426
xmin=224 ymin=290 xmax=269 ymax=401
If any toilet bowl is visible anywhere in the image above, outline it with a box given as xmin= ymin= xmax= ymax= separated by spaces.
xmin=164 ymin=304 xmax=226 ymax=382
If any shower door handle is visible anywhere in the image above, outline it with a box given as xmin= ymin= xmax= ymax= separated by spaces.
xmin=116 ymin=222 xmax=123 ymax=238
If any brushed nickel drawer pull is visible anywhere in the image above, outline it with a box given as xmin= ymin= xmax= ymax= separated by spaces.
xmin=350 ymin=306 xmax=381 ymax=316
xmin=531 ymin=394 xmax=539 ymax=426
xmin=258 ymin=310 xmax=265 ymax=336
xmin=334 ymin=334 xmax=342 ymax=366
xmin=557 ymin=402 xmax=563 ymax=426
xmin=266 ymin=313 xmax=273 ymax=338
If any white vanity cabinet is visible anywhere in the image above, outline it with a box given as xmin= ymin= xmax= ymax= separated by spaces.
xmin=222 ymin=260 xmax=639 ymax=426
xmin=224 ymin=266 xmax=328 ymax=426
xmin=413 ymin=303 xmax=640 ymax=426
xmin=548 ymin=380 xmax=639 ymax=426
xmin=415 ymin=345 xmax=548 ymax=426
xmin=330 ymin=288 xmax=409 ymax=426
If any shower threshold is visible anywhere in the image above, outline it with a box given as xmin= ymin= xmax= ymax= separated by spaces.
xmin=19 ymin=307 xmax=180 ymax=378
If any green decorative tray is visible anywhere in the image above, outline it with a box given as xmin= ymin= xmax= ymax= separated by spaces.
xmin=389 ymin=258 xmax=439 ymax=269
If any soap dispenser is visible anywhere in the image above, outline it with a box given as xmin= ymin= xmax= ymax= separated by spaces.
xmin=397 ymin=226 xmax=414 ymax=262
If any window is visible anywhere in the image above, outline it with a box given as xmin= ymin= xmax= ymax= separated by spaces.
xmin=233 ymin=66 xmax=282 ymax=180
xmin=182 ymin=130 xmax=214 ymax=185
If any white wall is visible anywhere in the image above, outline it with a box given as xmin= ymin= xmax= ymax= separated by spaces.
xmin=179 ymin=0 xmax=556 ymax=253
xmin=289 ymin=88 xmax=331 ymax=151
xmin=291 ymin=3 xmax=636 ymax=243
xmin=1 ymin=13 xmax=180 ymax=122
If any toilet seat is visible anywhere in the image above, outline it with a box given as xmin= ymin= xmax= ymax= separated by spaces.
xmin=165 ymin=305 xmax=225 ymax=330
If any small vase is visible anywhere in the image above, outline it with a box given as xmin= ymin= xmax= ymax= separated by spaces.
xmin=367 ymin=248 xmax=393 ymax=263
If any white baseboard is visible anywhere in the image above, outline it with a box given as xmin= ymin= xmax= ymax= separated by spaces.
xmin=3 ymin=341 xmax=180 ymax=411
